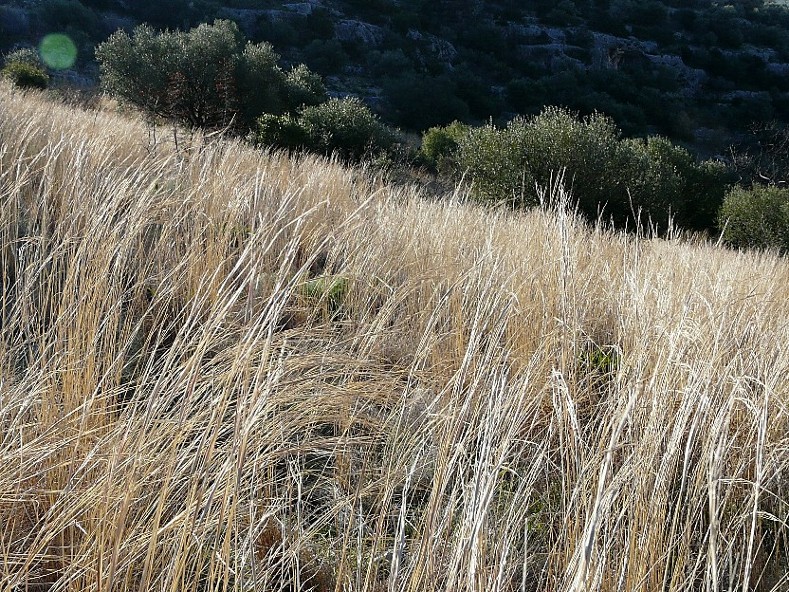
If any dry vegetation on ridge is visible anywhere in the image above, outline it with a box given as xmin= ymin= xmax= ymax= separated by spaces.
xmin=1 ymin=82 xmax=789 ymax=591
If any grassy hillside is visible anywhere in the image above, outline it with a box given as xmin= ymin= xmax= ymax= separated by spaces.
xmin=1 ymin=83 xmax=789 ymax=591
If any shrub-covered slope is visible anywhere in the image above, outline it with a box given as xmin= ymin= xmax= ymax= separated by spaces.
xmin=3 ymin=0 xmax=789 ymax=155
xmin=1 ymin=84 xmax=789 ymax=591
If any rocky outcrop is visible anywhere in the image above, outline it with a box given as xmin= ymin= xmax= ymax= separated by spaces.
xmin=767 ymin=62 xmax=789 ymax=76
xmin=283 ymin=2 xmax=318 ymax=16
xmin=406 ymin=29 xmax=457 ymax=62
xmin=335 ymin=20 xmax=385 ymax=46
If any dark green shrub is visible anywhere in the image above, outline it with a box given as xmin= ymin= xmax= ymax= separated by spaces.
xmin=511 ymin=108 xmax=625 ymax=215
xmin=684 ymin=159 xmax=733 ymax=231
xmin=254 ymin=15 xmax=298 ymax=47
xmin=301 ymin=39 xmax=348 ymax=75
xmin=419 ymin=121 xmax=469 ymax=172
xmin=299 ymin=97 xmax=398 ymax=160
xmin=34 ymin=0 xmax=104 ymax=42
xmin=1 ymin=61 xmax=49 ymax=90
xmin=96 ymin=24 xmax=180 ymax=121
xmin=252 ymin=113 xmax=309 ymax=151
xmin=237 ymin=40 xmax=287 ymax=122
xmin=454 ymin=120 xmax=536 ymax=206
xmin=252 ymin=98 xmax=399 ymax=161
xmin=301 ymin=8 xmax=335 ymax=41
xmin=545 ymin=0 xmax=583 ymax=25
xmin=717 ymin=185 xmax=789 ymax=252
xmin=284 ymin=64 xmax=328 ymax=109
xmin=383 ymin=74 xmax=470 ymax=130
xmin=450 ymin=108 xmax=626 ymax=211
xmin=620 ymin=137 xmax=687 ymax=223
xmin=623 ymin=143 xmax=729 ymax=232
xmin=366 ymin=49 xmax=411 ymax=78
xmin=453 ymin=68 xmax=504 ymax=120
xmin=620 ymin=136 xmax=731 ymax=229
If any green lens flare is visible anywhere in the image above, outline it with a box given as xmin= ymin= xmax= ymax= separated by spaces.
xmin=39 ymin=34 xmax=77 ymax=70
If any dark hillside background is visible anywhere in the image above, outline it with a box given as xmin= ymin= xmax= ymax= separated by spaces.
xmin=2 ymin=0 xmax=789 ymax=156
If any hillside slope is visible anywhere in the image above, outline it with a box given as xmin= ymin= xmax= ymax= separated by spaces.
xmin=1 ymin=85 xmax=789 ymax=591
xmin=2 ymin=0 xmax=789 ymax=154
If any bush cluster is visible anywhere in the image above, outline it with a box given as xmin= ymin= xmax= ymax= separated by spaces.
xmin=2 ymin=48 xmax=48 ymax=90
xmin=718 ymin=185 xmax=789 ymax=252
xmin=422 ymin=108 xmax=731 ymax=230
xmin=1 ymin=61 xmax=49 ymax=90
xmin=419 ymin=121 xmax=469 ymax=174
xmin=252 ymin=97 xmax=399 ymax=161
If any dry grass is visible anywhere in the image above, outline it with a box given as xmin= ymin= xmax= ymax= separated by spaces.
xmin=1 ymin=82 xmax=788 ymax=592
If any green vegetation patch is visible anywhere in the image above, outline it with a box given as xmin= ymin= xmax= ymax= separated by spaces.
xmin=1 ymin=60 xmax=48 ymax=89
xmin=422 ymin=107 xmax=732 ymax=231
xmin=95 ymin=19 xmax=325 ymax=131
xmin=300 ymin=275 xmax=349 ymax=318
xmin=718 ymin=185 xmax=789 ymax=252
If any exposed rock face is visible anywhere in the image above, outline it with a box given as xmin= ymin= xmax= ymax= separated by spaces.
xmin=508 ymin=24 xmax=711 ymax=97
xmin=283 ymin=2 xmax=317 ymax=16
xmin=767 ymin=62 xmax=789 ymax=76
xmin=722 ymin=90 xmax=771 ymax=101
xmin=542 ymin=26 xmax=567 ymax=43
xmin=590 ymin=33 xmax=648 ymax=69
xmin=260 ymin=9 xmax=291 ymax=22
xmin=406 ymin=29 xmax=457 ymax=62
xmin=585 ymin=33 xmax=707 ymax=95
xmin=335 ymin=20 xmax=385 ymax=45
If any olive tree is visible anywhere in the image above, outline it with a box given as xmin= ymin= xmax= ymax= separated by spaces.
xmin=96 ymin=19 xmax=323 ymax=130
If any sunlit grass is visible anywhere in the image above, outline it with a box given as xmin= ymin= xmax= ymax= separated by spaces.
xmin=1 ymin=82 xmax=788 ymax=591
